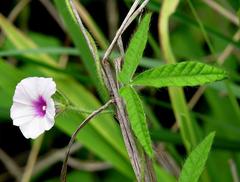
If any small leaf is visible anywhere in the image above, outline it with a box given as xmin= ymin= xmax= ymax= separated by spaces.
xmin=118 ymin=13 xmax=152 ymax=84
xmin=178 ymin=132 xmax=215 ymax=182
xmin=132 ymin=61 xmax=227 ymax=88
xmin=120 ymin=86 xmax=153 ymax=157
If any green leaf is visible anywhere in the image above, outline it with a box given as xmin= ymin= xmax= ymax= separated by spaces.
xmin=178 ymin=132 xmax=215 ymax=182
xmin=119 ymin=86 xmax=153 ymax=157
xmin=118 ymin=13 xmax=151 ymax=84
xmin=132 ymin=61 xmax=227 ymax=88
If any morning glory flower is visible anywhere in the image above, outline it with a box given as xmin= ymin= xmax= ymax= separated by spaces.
xmin=10 ymin=77 xmax=56 ymax=139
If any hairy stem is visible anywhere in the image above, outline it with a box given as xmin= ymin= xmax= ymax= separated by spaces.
xmin=101 ymin=59 xmax=156 ymax=182
xmin=67 ymin=105 xmax=113 ymax=114
xmin=67 ymin=0 xmax=156 ymax=181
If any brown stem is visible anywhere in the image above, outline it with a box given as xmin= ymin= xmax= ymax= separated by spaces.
xmin=101 ymin=60 xmax=156 ymax=182
xmin=101 ymin=60 xmax=142 ymax=180
xmin=60 ymin=99 xmax=114 ymax=182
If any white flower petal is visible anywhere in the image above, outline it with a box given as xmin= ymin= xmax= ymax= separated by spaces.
xmin=12 ymin=115 xmax=35 ymax=126
xmin=13 ymin=84 xmax=34 ymax=105
xmin=42 ymin=116 xmax=55 ymax=131
xmin=10 ymin=103 xmax=35 ymax=125
xmin=42 ymin=99 xmax=55 ymax=130
xmin=14 ymin=77 xmax=56 ymax=101
xmin=19 ymin=117 xmax=45 ymax=139
xmin=37 ymin=77 xmax=56 ymax=98
xmin=17 ymin=77 xmax=39 ymax=100
xmin=46 ymin=98 xmax=56 ymax=118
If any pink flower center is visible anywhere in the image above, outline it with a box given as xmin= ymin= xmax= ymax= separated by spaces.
xmin=33 ymin=96 xmax=47 ymax=117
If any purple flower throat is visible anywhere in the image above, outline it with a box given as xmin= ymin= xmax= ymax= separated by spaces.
xmin=33 ymin=96 xmax=47 ymax=117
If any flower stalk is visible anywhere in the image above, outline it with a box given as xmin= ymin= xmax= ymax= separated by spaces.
xmin=55 ymin=101 xmax=113 ymax=115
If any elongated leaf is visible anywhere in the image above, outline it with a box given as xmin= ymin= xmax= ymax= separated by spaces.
xmin=120 ymin=86 xmax=153 ymax=157
xmin=132 ymin=61 xmax=227 ymax=88
xmin=118 ymin=13 xmax=151 ymax=84
xmin=54 ymin=0 xmax=108 ymax=100
xmin=178 ymin=132 xmax=215 ymax=182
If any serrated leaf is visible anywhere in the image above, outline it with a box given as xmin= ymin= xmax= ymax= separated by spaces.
xmin=178 ymin=132 xmax=215 ymax=182
xmin=120 ymin=86 xmax=153 ymax=157
xmin=118 ymin=13 xmax=151 ymax=84
xmin=132 ymin=61 xmax=227 ymax=88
